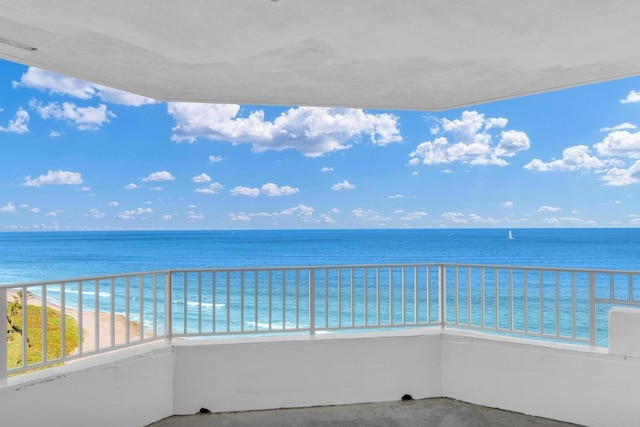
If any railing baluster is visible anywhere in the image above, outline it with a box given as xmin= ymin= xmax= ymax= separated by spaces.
xmin=364 ymin=268 xmax=369 ymax=326
xmin=227 ymin=272 xmax=231 ymax=333
xmin=111 ymin=278 xmax=116 ymax=347
xmin=467 ymin=267 xmax=471 ymax=327
xmin=454 ymin=266 xmax=459 ymax=325
xmin=571 ymin=272 xmax=576 ymax=339
xmin=182 ymin=272 xmax=187 ymax=335
xmin=539 ymin=271 xmax=543 ymax=335
xmin=254 ymin=271 xmax=258 ymax=332
xmin=351 ymin=267 xmax=355 ymax=327
xmin=414 ymin=266 xmax=418 ymax=325
xmin=389 ymin=267 xmax=393 ymax=326
xmin=199 ymin=272 xmax=203 ymax=335
xmin=376 ymin=267 xmax=380 ymax=326
xmin=481 ymin=267 xmax=485 ymax=328
xmin=509 ymin=269 xmax=513 ymax=331
xmin=268 ymin=270 xmax=272 ymax=331
xmin=555 ymin=271 xmax=560 ymax=337
xmin=309 ymin=269 xmax=315 ymax=336
xmin=439 ymin=265 xmax=446 ymax=330
xmin=0 ymin=288 xmax=6 ymax=382
xmin=78 ymin=281 xmax=83 ymax=354
xmin=42 ymin=285 xmax=47 ymax=363
xmin=95 ymin=279 xmax=100 ymax=350
xmin=589 ymin=272 xmax=596 ymax=348
xmin=523 ymin=270 xmax=528 ymax=333
xmin=125 ymin=277 xmax=130 ymax=344
xmin=240 ymin=271 xmax=244 ymax=333
xmin=296 ymin=269 xmax=300 ymax=329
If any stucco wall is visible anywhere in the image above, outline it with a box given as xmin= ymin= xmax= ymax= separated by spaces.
xmin=441 ymin=331 xmax=640 ymax=427
xmin=171 ymin=330 xmax=443 ymax=414
xmin=0 ymin=344 xmax=174 ymax=427
xmin=3 ymin=327 xmax=640 ymax=426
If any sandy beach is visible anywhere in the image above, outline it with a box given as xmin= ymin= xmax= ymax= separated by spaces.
xmin=6 ymin=289 xmax=146 ymax=354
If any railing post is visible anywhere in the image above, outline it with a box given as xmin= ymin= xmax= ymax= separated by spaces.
xmin=0 ymin=287 xmax=7 ymax=382
xmin=439 ymin=265 xmax=446 ymax=330
xmin=589 ymin=272 xmax=596 ymax=348
xmin=309 ymin=269 xmax=315 ymax=337
xmin=164 ymin=271 xmax=173 ymax=343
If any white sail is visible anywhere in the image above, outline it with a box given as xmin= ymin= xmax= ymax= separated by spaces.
xmin=507 ymin=230 xmax=514 ymax=240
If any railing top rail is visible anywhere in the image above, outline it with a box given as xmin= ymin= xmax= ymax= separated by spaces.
xmin=0 ymin=269 xmax=168 ymax=289
xmin=2 ymin=262 xmax=639 ymax=289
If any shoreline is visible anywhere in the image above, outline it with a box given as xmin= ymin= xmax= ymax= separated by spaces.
xmin=6 ymin=289 xmax=144 ymax=353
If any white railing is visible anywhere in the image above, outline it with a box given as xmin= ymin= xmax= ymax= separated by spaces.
xmin=2 ymin=263 xmax=640 ymax=379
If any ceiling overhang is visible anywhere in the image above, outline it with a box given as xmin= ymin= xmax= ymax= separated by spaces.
xmin=1 ymin=0 xmax=639 ymax=111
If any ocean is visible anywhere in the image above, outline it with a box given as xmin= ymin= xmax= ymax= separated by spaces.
xmin=2 ymin=228 xmax=639 ymax=284
xmin=1 ymin=228 xmax=639 ymax=345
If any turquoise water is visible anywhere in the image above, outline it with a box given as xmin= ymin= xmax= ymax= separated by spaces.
xmin=2 ymin=228 xmax=639 ymax=283
xmin=1 ymin=228 xmax=639 ymax=344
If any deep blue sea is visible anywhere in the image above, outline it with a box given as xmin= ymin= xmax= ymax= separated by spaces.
xmin=1 ymin=228 xmax=639 ymax=284
xmin=1 ymin=228 xmax=638 ymax=345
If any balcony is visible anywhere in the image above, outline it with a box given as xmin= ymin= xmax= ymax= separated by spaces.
xmin=2 ymin=263 xmax=640 ymax=426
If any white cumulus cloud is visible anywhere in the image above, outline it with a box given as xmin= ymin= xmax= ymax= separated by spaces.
xmin=167 ymin=103 xmax=402 ymax=157
xmin=209 ymin=155 xmax=223 ymax=163
xmin=192 ymin=173 xmax=211 ymax=183
xmin=14 ymin=67 xmax=156 ymax=106
xmin=194 ymin=182 xmax=224 ymax=194
xmin=0 ymin=108 xmax=29 ymax=134
xmin=409 ymin=111 xmax=529 ymax=167
xmin=537 ymin=206 xmax=560 ymax=212
xmin=23 ymin=170 xmax=83 ymax=187
xmin=502 ymin=201 xmax=514 ymax=208
xmin=331 ymin=180 xmax=355 ymax=191
xmin=620 ymin=90 xmax=640 ymax=104
xmin=441 ymin=212 xmax=468 ymax=223
xmin=29 ymin=99 xmax=115 ymax=130
xmin=86 ymin=208 xmax=105 ymax=219
xmin=125 ymin=183 xmax=139 ymax=190
xmin=0 ymin=202 xmax=16 ymax=213
xmin=600 ymin=122 xmax=637 ymax=132
xmin=261 ymin=182 xmax=299 ymax=197
xmin=601 ymin=160 xmax=640 ymax=186
xmin=401 ymin=211 xmax=428 ymax=221
xmin=593 ymin=131 xmax=640 ymax=159
xmin=321 ymin=167 xmax=334 ymax=172
xmin=230 ymin=186 xmax=260 ymax=197
xmin=108 ymin=201 xmax=119 ymax=207
xmin=142 ymin=171 xmax=175 ymax=182
xmin=118 ymin=207 xmax=153 ymax=220
xmin=524 ymin=145 xmax=612 ymax=172
xmin=229 ymin=212 xmax=251 ymax=222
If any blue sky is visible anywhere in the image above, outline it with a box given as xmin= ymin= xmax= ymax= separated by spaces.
xmin=1 ymin=58 xmax=639 ymax=231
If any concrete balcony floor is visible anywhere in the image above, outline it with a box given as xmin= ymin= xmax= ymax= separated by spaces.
xmin=148 ymin=398 xmax=581 ymax=427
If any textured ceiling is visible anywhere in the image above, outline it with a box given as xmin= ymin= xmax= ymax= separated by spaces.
xmin=1 ymin=0 xmax=639 ymax=110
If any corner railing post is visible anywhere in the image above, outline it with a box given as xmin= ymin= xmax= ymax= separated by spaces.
xmin=0 ymin=287 xmax=7 ymax=382
xmin=439 ymin=265 xmax=447 ymax=331
xmin=164 ymin=271 xmax=173 ymax=343
xmin=589 ymin=272 xmax=596 ymax=348
xmin=309 ymin=269 xmax=315 ymax=337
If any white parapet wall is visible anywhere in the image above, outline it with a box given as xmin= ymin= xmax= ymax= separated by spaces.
xmin=2 ymin=326 xmax=640 ymax=426
xmin=171 ymin=330 xmax=444 ymax=414
xmin=441 ymin=330 xmax=640 ymax=427
xmin=609 ymin=307 xmax=640 ymax=358
xmin=0 ymin=343 xmax=174 ymax=427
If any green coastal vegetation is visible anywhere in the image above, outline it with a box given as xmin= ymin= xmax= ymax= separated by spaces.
xmin=6 ymin=294 xmax=79 ymax=372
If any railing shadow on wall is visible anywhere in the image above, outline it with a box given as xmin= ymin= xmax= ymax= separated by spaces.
xmin=2 ymin=263 xmax=640 ymax=379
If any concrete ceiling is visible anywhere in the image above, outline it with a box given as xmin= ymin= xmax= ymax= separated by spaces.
xmin=0 ymin=0 xmax=639 ymax=111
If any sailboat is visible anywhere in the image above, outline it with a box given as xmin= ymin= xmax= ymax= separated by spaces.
xmin=507 ymin=230 xmax=514 ymax=240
